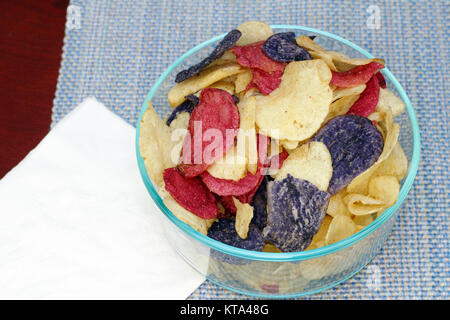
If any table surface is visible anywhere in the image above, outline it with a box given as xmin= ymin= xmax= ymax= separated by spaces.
xmin=0 ymin=0 xmax=69 ymax=178
xmin=2 ymin=0 xmax=449 ymax=299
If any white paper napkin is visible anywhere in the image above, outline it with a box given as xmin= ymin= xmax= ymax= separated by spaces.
xmin=0 ymin=98 xmax=205 ymax=299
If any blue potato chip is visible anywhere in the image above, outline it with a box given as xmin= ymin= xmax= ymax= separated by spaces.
xmin=311 ymin=115 xmax=384 ymax=195
xmin=175 ymin=29 xmax=242 ymax=83
xmin=208 ymin=218 xmax=265 ymax=252
xmin=262 ymin=32 xmax=312 ymax=63
xmin=166 ymin=94 xmax=199 ymax=126
xmin=232 ymin=94 xmax=239 ymax=104
xmin=263 ymin=175 xmax=330 ymax=252
xmin=250 ymin=175 xmax=271 ymax=231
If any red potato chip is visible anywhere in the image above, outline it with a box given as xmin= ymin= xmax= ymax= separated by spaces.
xmin=201 ymin=135 xmax=269 ymax=197
xmin=375 ymin=71 xmax=387 ymax=89
xmin=232 ymin=41 xmax=285 ymax=95
xmin=163 ymin=167 xmax=218 ymax=219
xmin=218 ymin=195 xmax=237 ymax=215
xmin=179 ymin=88 xmax=240 ymax=177
xmin=330 ymin=62 xmax=384 ymax=88
xmin=347 ymin=75 xmax=381 ymax=117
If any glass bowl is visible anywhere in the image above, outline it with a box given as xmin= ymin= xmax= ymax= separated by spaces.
xmin=135 ymin=25 xmax=420 ymax=298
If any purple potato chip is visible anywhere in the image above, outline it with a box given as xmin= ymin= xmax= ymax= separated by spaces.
xmin=166 ymin=94 xmax=199 ymax=126
xmin=263 ymin=175 xmax=330 ymax=252
xmin=175 ymin=29 xmax=242 ymax=83
xmin=311 ymin=115 xmax=384 ymax=195
xmin=231 ymin=94 xmax=239 ymax=104
xmin=250 ymin=175 xmax=271 ymax=231
xmin=262 ymin=32 xmax=312 ymax=63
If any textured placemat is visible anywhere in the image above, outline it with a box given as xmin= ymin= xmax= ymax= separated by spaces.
xmin=52 ymin=0 xmax=449 ymax=299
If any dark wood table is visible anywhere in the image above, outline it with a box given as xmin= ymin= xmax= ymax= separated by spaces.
xmin=0 ymin=0 xmax=69 ymax=178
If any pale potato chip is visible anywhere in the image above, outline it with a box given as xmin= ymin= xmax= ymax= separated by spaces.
xmin=206 ymin=146 xmax=247 ymax=181
xmin=374 ymin=142 xmax=408 ymax=180
xmin=208 ymin=50 xmax=237 ymax=67
xmin=236 ymin=21 xmax=274 ymax=46
xmin=343 ymin=194 xmax=385 ymax=216
xmin=139 ymin=101 xmax=178 ymax=187
xmin=168 ymin=62 xmax=243 ymax=107
xmin=332 ymin=84 xmax=366 ymax=101
xmin=233 ymin=197 xmax=254 ymax=239
xmin=327 ymin=190 xmax=351 ymax=218
xmin=209 ymin=80 xmax=235 ymax=94
xmin=347 ymin=106 xmax=399 ymax=194
xmin=237 ymin=96 xmax=258 ymax=174
xmin=234 ymin=69 xmax=253 ymax=93
xmin=168 ymin=111 xmax=190 ymax=165
xmin=368 ymin=175 xmax=400 ymax=207
xmin=377 ymin=88 xmax=406 ymax=117
xmin=262 ymin=243 xmax=282 ymax=253
xmin=275 ymin=141 xmax=333 ymax=191
xmin=280 ymin=139 xmax=299 ymax=151
xmin=296 ymin=36 xmax=385 ymax=72
xmin=325 ymin=215 xmax=357 ymax=245
xmin=159 ymin=187 xmax=216 ymax=235
xmin=324 ymin=94 xmax=361 ymax=123
xmin=355 ymin=225 xmax=365 ymax=232
xmin=306 ymin=215 xmax=332 ymax=250
xmin=255 ymin=60 xmax=332 ymax=141
xmin=353 ymin=214 xmax=374 ymax=227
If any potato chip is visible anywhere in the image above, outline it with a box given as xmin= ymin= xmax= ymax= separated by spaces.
xmin=208 ymin=50 xmax=237 ymax=67
xmin=234 ymin=69 xmax=253 ymax=93
xmin=326 ymin=190 xmax=351 ymax=218
xmin=346 ymin=106 xmax=399 ymax=194
xmin=346 ymin=75 xmax=380 ymax=117
xmin=353 ymin=214 xmax=374 ymax=227
xmin=233 ymin=197 xmax=254 ymax=239
xmin=168 ymin=62 xmax=243 ymax=107
xmin=236 ymin=21 xmax=274 ymax=46
xmin=279 ymin=139 xmax=299 ymax=151
xmin=325 ymin=215 xmax=357 ymax=245
xmin=275 ymin=141 xmax=333 ymax=191
xmin=343 ymin=194 xmax=385 ymax=216
xmin=374 ymin=142 xmax=408 ymax=180
xmin=208 ymin=80 xmax=235 ymax=94
xmin=262 ymin=32 xmax=312 ymax=62
xmin=255 ymin=59 xmax=332 ymax=141
xmin=236 ymin=96 xmax=258 ymax=174
xmin=377 ymin=88 xmax=406 ymax=117
xmin=368 ymin=175 xmax=400 ymax=207
xmin=332 ymin=84 xmax=366 ymax=101
xmin=159 ymin=187 xmax=216 ymax=235
xmin=166 ymin=94 xmax=198 ymax=126
xmin=306 ymin=215 xmax=332 ymax=250
xmin=139 ymin=101 xmax=178 ymax=187
xmin=262 ymin=242 xmax=282 ymax=253
xmin=295 ymin=36 xmax=385 ymax=72
xmin=324 ymin=94 xmax=361 ymax=123
xmin=330 ymin=62 xmax=384 ymax=88
xmin=206 ymin=146 xmax=247 ymax=181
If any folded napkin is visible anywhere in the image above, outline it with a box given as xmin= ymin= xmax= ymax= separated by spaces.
xmin=0 ymin=98 xmax=204 ymax=299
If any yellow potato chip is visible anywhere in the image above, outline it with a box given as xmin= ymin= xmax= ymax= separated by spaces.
xmin=343 ymin=194 xmax=385 ymax=216
xmin=159 ymin=187 xmax=216 ymax=235
xmin=325 ymin=215 xmax=357 ymax=245
xmin=255 ymin=60 xmax=332 ymax=141
xmin=347 ymin=106 xmax=399 ymax=194
xmin=168 ymin=111 xmax=190 ymax=165
xmin=262 ymin=242 xmax=282 ymax=253
xmin=237 ymin=96 xmax=258 ymax=174
xmin=306 ymin=215 xmax=332 ymax=250
xmin=374 ymin=142 xmax=408 ymax=180
xmin=324 ymin=94 xmax=361 ymax=123
xmin=275 ymin=141 xmax=333 ymax=191
xmin=368 ymin=175 xmax=400 ymax=207
xmin=206 ymin=146 xmax=247 ymax=181
xmin=208 ymin=80 xmax=235 ymax=94
xmin=139 ymin=102 xmax=179 ymax=187
xmin=353 ymin=214 xmax=374 ymax=227
xmin=168 ymin=62 xmax=243 ymax=107
xmin=296 ymin=36 xmax=385 ymax=72
xmin=233 ymin=197 xmax=254 ymax=239
xmin=280 ymin=139 xmax=299 ymax=151
xmin=377 ymin=88 xmax=406 ymax=117
xmin=327 ymin=190 xmax=351 ymax=218
xmin=332 ymin=84 xmax=366 ymax=101
xmin=234 ymin=69 xmax=253 ymax=93
xmin=208 ymin=50 xmax=237 ymax=67
xmin=236 ymin=21 xmax=274 ymax=46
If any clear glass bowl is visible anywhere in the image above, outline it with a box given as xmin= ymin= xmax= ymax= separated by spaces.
xmin=135 ymin=25 xmax=420 ymax=298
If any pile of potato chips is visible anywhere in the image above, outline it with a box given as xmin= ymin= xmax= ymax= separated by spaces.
xmin=139 ymin=21 xmax=408 ymax=253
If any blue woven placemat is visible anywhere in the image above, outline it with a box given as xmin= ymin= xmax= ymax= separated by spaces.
xmin=52 ymin=0 xmax=449 ymax=299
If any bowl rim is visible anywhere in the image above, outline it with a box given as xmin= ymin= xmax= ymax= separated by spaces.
xmin=135 ymin=24 xmax=421 ymax=262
